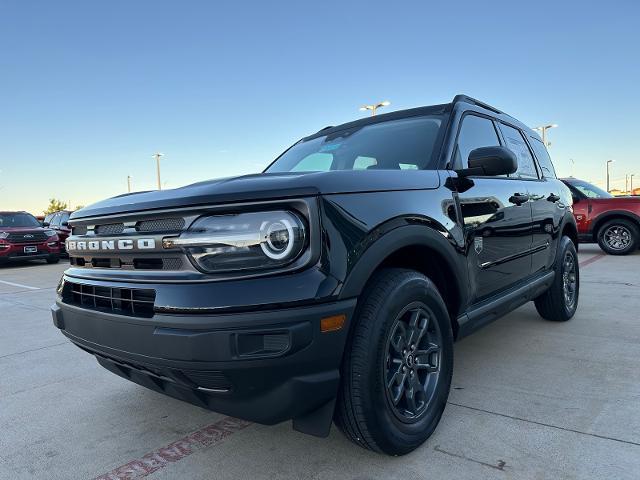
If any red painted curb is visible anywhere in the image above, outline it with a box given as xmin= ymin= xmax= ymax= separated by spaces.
xmin=94 ymin=416 xmax=252 ymax=480
xmin=579 ymin=253 xmax=606 ymax=268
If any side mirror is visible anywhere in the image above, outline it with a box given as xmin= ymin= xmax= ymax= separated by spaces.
xmin=457 ymin=146 xmax=518 ymax=177
xmin=61 ymin=221 xmax=69 ymax=227
xmin=42 ymin=222 xmax=50 ymax=227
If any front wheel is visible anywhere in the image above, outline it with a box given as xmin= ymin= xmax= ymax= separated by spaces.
xmin=534 ymin=236 xmax=579 ymax=322
xmin=334 ymin=269 xmax=453 ymax=455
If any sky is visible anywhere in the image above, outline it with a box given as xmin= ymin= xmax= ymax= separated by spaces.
xmin=1 ymin=0 xmax=639 ymax=214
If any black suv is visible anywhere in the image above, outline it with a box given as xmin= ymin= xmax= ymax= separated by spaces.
xmin=52 ymin=95 xmax=579 ymax=455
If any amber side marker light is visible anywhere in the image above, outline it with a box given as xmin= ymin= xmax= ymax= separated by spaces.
xmin=320 ymin=314 xmax=346 ymax=333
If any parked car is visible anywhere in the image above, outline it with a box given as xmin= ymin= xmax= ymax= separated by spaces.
xmin=0 ymin=211 xmax=61 ymax=264
xmin=561 ymin=178 xmax=640 ymax=255
xmin=52 ymin=95 xmax=579 ymax=455
xmin=44 ymin=210 xmax=73 ymax=255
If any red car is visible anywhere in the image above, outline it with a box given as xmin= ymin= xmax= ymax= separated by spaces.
xmin=561 ymin=178 xmax=640 ymax=255
xmin=44 ymin=210 xmax=73 ymax=255
xmin=0 ymin=211 xmax=62 ymax=264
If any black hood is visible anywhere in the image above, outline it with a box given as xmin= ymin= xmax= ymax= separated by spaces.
xmin=71 ymin=170 xmax=441 ymax=220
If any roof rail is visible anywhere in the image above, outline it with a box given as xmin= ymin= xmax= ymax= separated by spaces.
xmin=452 ymin=94 xmax=502 ymax=114
xmin=317 ymin=125 xmax=334 ymax=133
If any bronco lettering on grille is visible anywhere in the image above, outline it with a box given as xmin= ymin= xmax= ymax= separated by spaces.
xmin=67 ymin=238 xmax=156 ymax=252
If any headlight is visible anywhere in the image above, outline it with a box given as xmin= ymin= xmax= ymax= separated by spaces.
xmin=0 ymin=232 xmax=8 ymax=239
xmin=44 ymin=229 xmax=57 ymax=237
xmin=163 ymin=211 xmax=306 ymax=273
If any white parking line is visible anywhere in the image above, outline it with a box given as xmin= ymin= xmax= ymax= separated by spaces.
xmin=0 ymin=279 xmax=41 ymax=290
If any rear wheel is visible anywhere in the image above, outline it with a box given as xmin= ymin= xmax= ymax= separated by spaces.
xmin=335 ymin=269 xmax=453 ymax=455
xmin=596 ymin=219 xmax=639 ymax=255
xmin=46 ymin=254 xmax=60 ymax=264
xmin=534 ymin=236 xmax=579 ymax=322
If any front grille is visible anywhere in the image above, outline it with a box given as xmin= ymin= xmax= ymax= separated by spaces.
xmin=136 ymin=218 xmax=185 ymax=232
xmin=69 ymin=256 xmax=183 ymax=270
xmin=72 ymin=226 xmax=87 ymax=235
xmin=7 ymin=232 xmax=48 ymax=243
xmin=95 ymin=223 xmax=125 ymax=235
xmin=62 ymin=280 xmax=156 ymax=318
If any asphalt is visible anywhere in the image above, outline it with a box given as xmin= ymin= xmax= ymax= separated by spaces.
xmin=0 ymin=244 xmax=639 ymax=480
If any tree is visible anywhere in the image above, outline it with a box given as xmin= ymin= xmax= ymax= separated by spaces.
xmin=74 ymin=205 xmax=85 ymax=211
xmin=44 ymin=198 xmax=68 ymax=215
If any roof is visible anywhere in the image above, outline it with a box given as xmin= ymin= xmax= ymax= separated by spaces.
xmin=303 ymin=94 xmax=536 ymax=141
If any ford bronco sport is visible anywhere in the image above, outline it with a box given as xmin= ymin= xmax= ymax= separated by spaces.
xmin=52 ymin=95 xmax=579 ymax=455
xmin=561 ymin=177 xmax=640 ymax=255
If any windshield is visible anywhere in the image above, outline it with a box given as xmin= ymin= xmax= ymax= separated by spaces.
xmin=0 ymin=213 xmax=41 ymax=228
xmin=266 ymin=115 xmax=447 ymax=173
xmin=566 ymin=179 xmax=613 ymax=199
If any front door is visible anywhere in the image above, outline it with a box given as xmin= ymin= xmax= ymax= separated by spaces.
xmin=452 ymin=114 xmax=534 ymax=302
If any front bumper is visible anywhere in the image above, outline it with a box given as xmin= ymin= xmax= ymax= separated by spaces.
xmin=52 ymin=294 xmax=356 ymax=426
xmin=0 ymin=241 xmax=61 ymax=260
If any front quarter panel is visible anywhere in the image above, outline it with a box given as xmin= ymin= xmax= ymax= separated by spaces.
xmin=319 ymin=183 xmax=469 ymax=309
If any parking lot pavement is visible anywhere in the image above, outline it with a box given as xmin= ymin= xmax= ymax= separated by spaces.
xmin=1 ymin=245 xmax=639 ymax=480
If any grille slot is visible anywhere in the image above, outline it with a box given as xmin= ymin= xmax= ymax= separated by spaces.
xmin=72 ymin=226 xmax=87 ymax=235
xmin=62 ymin=280 xmax=156 ymax=318
xmin=7 ymin=232 xmax=48 ymax=243
xmin=136 ymin=218 xmax=185 ymax=232
xmin=95 ymin=223 xmax=125 ymax=235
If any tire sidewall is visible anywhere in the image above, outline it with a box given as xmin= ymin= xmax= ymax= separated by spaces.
xmin=360 ymin=273 xmax=453 ymax=454
xmin=597 ymin=219 xmax=639 ymax=255
xmin=558 ymin=237 xmax=579 ymax=319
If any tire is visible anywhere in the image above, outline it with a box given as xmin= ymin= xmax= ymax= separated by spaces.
xmin=534 ymin=236 xmax=579 ymax=322
xmin=596 ymin=218 xmax=639 ymax=255
xmin=46 ymin=254 xmax=60 ymax=264
xmin=334 ymin=268 xmax=454 ymax=455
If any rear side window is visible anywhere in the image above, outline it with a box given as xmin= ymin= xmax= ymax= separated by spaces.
xmin=499 ymin=124 xmax=538 ymax=179
xmin=454 ymin=115 xmax=501 ymax=169
xmin=529 ymin=137 xmax=557 ymax=178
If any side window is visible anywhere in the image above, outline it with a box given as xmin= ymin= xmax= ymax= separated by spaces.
xmin=291 ymin=153 xmax=333 ymax=172
xmin=60 ymin=212 xmax=70 ymax=226
xmin=529 ymin=137 xmax=557 ymax=178
xmin=500 ymin=124 xmax=538 ymax=179
xmin=454 ymin=115 xmax=501 ymax=169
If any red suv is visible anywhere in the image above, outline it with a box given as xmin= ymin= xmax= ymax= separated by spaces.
xmin=0 ymin=211 xmax=62 ymax=264
xmin=561 ymin=178 xmax=640 ymax=255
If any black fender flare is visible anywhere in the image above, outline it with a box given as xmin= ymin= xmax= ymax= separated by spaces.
xmin=338 ymin=223 xmax=469 ymax=312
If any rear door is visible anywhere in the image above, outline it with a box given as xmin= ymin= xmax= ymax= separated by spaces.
xmin=453 ymin=114 xmax=534 ymax=302
xmin=499 ymin=125 xmax=565 ymax=273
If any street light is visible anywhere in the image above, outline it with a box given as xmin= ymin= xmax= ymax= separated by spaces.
xmin=127 ymin=175 xmax=132 ymax=193
xmin=631 ymin=174 xmax=635 ymax=194
xmin=532 ymin=124 xmax=558 ymax=147
xmin=153 ymin=153 xmax=164 ymax=190
xmin=606 ymin=160 xmax=614 ymax=192
xmin=360 ymin=100 xmax=390 ymax=116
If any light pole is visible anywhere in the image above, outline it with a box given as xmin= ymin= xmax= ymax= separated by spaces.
xmin=631 ymin=174 xmax=635 ymax=194
xmin=569 ymin=158 xmax=575 ymax=177
xmin=360 ymin=100 xmax=390 ymax=116
xmin=127 ymin=175 xmax=132 ymax=193
xmin=532 ymin=124 xmax=558 ymax=147
xmin=606 ymin=160 xmax=614 ymax=192
xmin=625 ymin=174 xmax=629 ymax=194
xmin=153 ymin=153 xmax=164 ymax=190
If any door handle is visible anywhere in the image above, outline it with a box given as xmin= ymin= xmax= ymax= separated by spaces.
xmin=547 ymin=193 xmax=561 ymax=203
xmin=509 ymin=193 xmax=529 ymax=206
